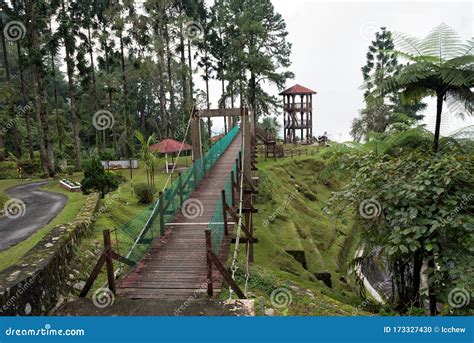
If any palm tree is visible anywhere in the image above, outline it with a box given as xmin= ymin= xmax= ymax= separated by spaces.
xmin=378 ymin=24 xmax=473 ymax=152
xmin=135 ymin=131 xmax=156 ymax=188
xmin=259 ymin=116 xmax=281 ymax=139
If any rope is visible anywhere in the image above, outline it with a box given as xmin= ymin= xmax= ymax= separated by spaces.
xmin=229 ymin=107 xmax=249 ymax=299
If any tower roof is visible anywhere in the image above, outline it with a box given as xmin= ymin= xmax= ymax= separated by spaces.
xmin=279 ymin=84 xmax=317 ymax=95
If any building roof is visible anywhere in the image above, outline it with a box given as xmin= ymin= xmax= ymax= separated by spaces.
xmin=149 ymin=139 xmax=192 ymax=153
xmin=279 ymin=84 xmax=317 ymax=95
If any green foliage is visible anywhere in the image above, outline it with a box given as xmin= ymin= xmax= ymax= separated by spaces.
xmin=0 ymin=161 xmax=17 ymax=179
xmin=326 ymin=149 xmax=474 ymax=312
xmin=258 ymin=116 xmax=281 ymax=138
xmin=80 ymin=158 xmax=118 ymax=198
xmin=377 ymin=24 xmax=473 ymax=151
xmin=133 ymin=182 xmax=155 ymax=204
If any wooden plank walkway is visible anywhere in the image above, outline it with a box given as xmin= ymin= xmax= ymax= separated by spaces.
xmin=117 ymin=134 xmax=242 ymax=299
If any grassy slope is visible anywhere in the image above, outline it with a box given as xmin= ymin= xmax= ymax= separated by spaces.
xmin=0 ymin=175 xmax=87 ymax=271
xmin=229 ymin=148 xmax=363 ymax=315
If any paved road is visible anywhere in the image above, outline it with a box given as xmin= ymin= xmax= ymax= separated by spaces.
xmin=0 ymin=181 xmax=67 ymax=252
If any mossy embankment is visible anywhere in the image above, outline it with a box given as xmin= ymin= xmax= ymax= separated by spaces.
xmin=234 ymin=152 xmax=364 ymax=315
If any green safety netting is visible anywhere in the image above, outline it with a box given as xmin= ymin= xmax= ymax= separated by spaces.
xmin=117 ymin=125 xmax=240 ymax=265
xmin=208 ymin=162 xmax=237 ymax=255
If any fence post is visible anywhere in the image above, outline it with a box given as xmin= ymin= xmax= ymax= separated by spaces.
xmin=158 ymin=191 xmax=165 ymax=235
xmin=205 ymin=229 xmax=213 ymax=297
xmin=103 ymin=229 xmax=116 ymax=294
xmin=221 ymin=190 xmax=229 ymax=235
xmin=230 ymin=171 xmax=236 ymax=207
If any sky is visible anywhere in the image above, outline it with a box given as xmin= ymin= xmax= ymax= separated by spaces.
xmin=200 ymin=0 xmax=473 ymax=141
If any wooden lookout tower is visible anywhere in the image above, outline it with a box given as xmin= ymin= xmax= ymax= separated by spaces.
xmin=280 ymin=84 xmax=316 ymax=144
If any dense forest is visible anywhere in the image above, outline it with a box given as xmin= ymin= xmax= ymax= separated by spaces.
xmin=0 ymin=0 xmax=293 ymax=176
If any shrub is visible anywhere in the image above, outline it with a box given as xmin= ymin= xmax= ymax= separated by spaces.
xmin=17 ymin=159 xmax=42 ymax=176
xmin=81 ymin=157 xmax=119 ymax=198
xmin=0 ymin=161 xmax=17 ymax=179
xmin=99 ymin=148 xmax=116 ymax=161
xmin=133 ymin=183 xmax=155 ymax=204
xmin=66 ymin=166 xmax=75 ymax=175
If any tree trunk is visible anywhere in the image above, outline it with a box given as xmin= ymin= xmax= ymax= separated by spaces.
xmin=164 ymin=18 xmax=175 ymax=133
xmin=49 ymin=18 xmax=63 ymax=153
xmin=104 ymin=39 xmax=117 ymax=151
xmin=205 ymin=53 xmax=211 ymax=137
xmin=179 ymin=25 xmax=188 ymax=114
xmin=0 ymin=17 xmax=22 ymax=158
xmin=88 ymin=25 xmax=101 ymax=149
xmin=16 ymin=40 xmax=34 ymax=160
xmin=61 ymin=0 xmax=81 ymax=167
xmin=433 ymin=91 xmax=444 ymax=153
xmin=187 ymin=39 xmax=193 ymax=103
xmin=119 ymin=30 xmax=131 ymax=156
xmin=221 ymin=77 xmax=227 ymax=134
xmin=25 ymin=0 xmax=54 ymax=175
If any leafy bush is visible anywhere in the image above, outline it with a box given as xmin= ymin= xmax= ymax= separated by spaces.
xmin=81 ymin=158 xmax=119 ymax=198
xmin=17 ymin=159 xmax=42 ymax=176
xmin=133 ymin=183 xmax=155 ymax=204
xmin=0 ymin=161 xmax=17 ymax=179
xmin=66 ymin=166 xmax=75 ymax=175
xmin=99 ymin=148 xmax=116 ymax=161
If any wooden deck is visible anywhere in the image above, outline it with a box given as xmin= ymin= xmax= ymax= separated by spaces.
xmin=117 ymin=134 xmax=242 ymax=299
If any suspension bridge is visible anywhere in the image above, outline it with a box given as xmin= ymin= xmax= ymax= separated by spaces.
xmin=66 ymin=107 xmax=258 ymax=314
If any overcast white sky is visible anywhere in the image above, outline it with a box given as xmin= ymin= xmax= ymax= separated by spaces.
xmin=200 ymin=0 xmax=473 ymax=141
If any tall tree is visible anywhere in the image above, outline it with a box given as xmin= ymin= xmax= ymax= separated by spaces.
xmin=221 ymin=0 xmax=293 ymax=123
xmin=59 ymin=0 xmax=81 ymax=166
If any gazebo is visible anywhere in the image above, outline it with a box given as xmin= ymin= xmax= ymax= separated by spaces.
xmin=149 ymin=139 xmax=192 ymax=173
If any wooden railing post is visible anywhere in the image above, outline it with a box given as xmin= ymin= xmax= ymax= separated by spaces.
xmin=205 ymin=229 xmax=213 ymax=297
xmin=221 ymin=190 xmax=229 ymax=235
xmin=158 ymin=191 xmax=165 ymax=235
xmin=103 ymin=229 xmax=116 ymax=294
xmin=230 ymin=171 xmax=236 ymax=207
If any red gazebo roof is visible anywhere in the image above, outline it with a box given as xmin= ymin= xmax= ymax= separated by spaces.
xmin=149 ymin=139 xmax=192 ymax=153
xmin=279 ymin=84 xmax=317 ymax=95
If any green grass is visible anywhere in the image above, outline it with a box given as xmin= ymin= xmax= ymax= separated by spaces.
xmin=221 ymin=149 xmax=366 ymax=315
xmin=0 ymin=175 xmax=88 ymax=271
